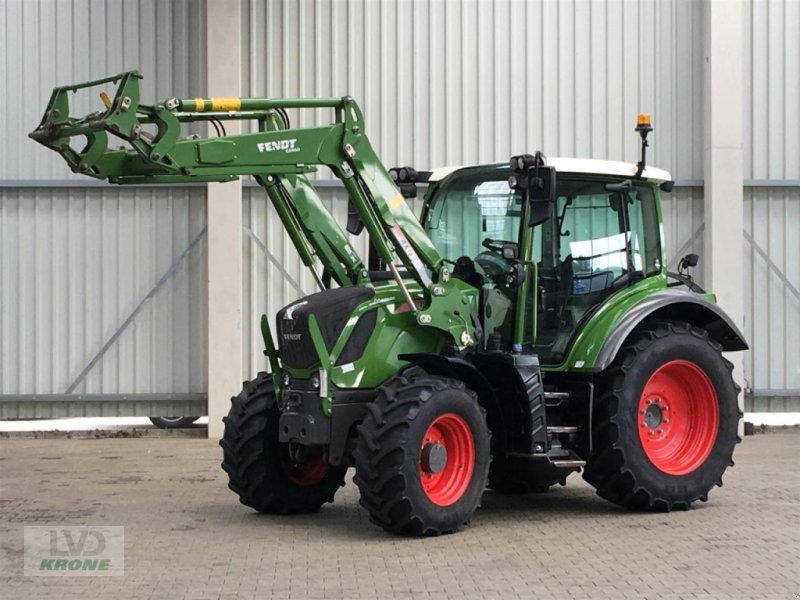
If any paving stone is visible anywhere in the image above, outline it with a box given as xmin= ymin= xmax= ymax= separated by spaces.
xmin=0 ymin=434 xmax=798 ymax=599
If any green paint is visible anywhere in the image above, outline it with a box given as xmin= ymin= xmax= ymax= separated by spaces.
xmin=260 ymin=314 xmax=282 ymax=398
xmin=306 ymin=314 xmax=331 ymax=414
xmin=548 ymin=273 xmax=669 ymax=372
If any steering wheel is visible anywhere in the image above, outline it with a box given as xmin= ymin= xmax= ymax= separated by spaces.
xmin=482 ymin=238 xmax=516 ymax=254
xmin=475 ymin=252 xmax=511 ymax=278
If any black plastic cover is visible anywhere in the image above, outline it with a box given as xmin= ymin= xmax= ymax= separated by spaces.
xmin=335 ymin=309 xmax=377 ymax=365
xmin=276 ymin=287 xmax=375 ymax=369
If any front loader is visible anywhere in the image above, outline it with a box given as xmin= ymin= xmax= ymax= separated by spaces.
xmin=31 ymin=72 xmax=747 ymax=536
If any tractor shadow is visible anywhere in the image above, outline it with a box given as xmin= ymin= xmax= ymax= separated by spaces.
xmin=478 ymin=485 xmax=622 ymax=519
xmin=200 ymin=478 xmax=705 ymax=541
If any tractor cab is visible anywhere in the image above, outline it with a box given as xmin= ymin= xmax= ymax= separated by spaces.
xmin=422 ymin=158 xmax=671 ymax=365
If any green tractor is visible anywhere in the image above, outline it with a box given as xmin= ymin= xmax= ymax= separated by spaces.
xmin=31 ymin=72 xmax=747 ymax=536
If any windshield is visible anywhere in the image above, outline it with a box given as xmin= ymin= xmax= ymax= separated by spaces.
xmin=426 ymin=173 xmax=522 ymax=261
xmin=425 ymin=170 xmax=523 ymax=343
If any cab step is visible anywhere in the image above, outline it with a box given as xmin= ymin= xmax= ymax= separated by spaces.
xmin=547 ymin=426 xmax=578 ymax=434
xmin=550 ymin=459 xmax=586 ymax=468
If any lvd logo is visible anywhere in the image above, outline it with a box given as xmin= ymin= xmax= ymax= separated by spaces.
xmin=49 ymin=529 xmax=106 ymax=556
xmin=24 ymin=526 xmax=124 ymax=576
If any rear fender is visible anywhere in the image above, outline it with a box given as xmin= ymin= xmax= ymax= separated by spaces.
xmin=593 ymin=290 xmax=748 ymax=372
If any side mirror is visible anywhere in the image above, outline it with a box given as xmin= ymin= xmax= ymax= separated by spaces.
xmin=679 ymin=253 xmax=699 ymax=271
xmin=528 ymin=166 xmax=555 ymax=227
xmin=529 ymin=165 xmax=556 ymax=202
xmin=508 ymin=154 xmax=556 ymax=227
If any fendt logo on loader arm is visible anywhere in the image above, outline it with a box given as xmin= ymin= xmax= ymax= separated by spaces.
xmin=257 ymin=139 xmax=299 ymax=153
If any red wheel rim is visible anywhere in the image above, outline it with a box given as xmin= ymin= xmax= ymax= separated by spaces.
xmin=638 ymin=360 xmax=719 ymax=476
xmin=418 ymin=413 xmax=475 ymax=506
xmin=281 ymin=450 xmax=329 ymax=486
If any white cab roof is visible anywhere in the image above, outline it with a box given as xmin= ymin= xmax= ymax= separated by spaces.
xmin=428 ymin=158 xmax=672 ymax=184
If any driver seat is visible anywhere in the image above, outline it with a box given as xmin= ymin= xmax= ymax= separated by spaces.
xmin=452 ymin=256 xmax=484 ymax=289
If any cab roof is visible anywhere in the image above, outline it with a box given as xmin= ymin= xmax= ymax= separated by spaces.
xmin=428 ymin=158 xmax=672 ymax=184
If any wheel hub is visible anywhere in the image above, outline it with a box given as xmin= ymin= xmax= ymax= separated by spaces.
xmin=421 ymin=442 xmax=448 ymax=474
xmin=643 ymin=401 xmax=664 ymax=429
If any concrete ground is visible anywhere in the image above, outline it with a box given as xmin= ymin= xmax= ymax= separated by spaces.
xmin=0 ymin=433 xmax=798 ymax=600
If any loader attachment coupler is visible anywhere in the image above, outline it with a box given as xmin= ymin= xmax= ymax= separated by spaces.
xmin=28 ymin=70 xmax=346 ymax=184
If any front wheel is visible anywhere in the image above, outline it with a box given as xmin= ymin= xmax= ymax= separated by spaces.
xmin=353 ymin=368 xmax=491 ymax=536
xmin=220 ymin=373 xmax=346 ymax=514
xmin=583 ymin=321 xmax=741 ymax=511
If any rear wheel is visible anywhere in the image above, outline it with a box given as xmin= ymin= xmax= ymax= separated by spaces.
xmin=583 ymin=321 xmax=741 ymax=510
xmin=353 ymin=368 xmax=491 ymax=536
xmin=220 ymin=372 xmax=346 ymax=514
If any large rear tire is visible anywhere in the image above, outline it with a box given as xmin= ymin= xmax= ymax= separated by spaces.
xmin=220 ymin=372 xmax=346 ymax=514
xmin=353 ymin=368 xmax=491 ymax=536
xmin=583 ymin=321 xmax=741 ymax=511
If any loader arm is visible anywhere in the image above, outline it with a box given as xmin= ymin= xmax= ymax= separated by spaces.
xmin=30 ymin=71 xmax=477 ymax=349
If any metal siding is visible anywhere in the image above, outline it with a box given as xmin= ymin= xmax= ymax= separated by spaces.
xmin=1 ymin=0 xmax=206 ymax=181
xmin=744 ymin=0 xmax=800 ymax=180
xmin=0 ymin=187 xmax=208 ymax=399
xmin=743 ymin=187 xmax=800 ymax=410
xmin=241 ymin=0 xmax=704 ymax=181
xmin=0 ymin=0 xmax=208 ymax=417
xmin=661 ymin=186 xmax=705 ymax=282
xmin=742 ymin=0 xmax=800 ymax=410
xmin=2 ymin=0 xmax=797 ymax=416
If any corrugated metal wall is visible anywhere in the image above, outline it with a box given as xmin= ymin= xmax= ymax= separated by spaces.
xmin=744 ymin=187 xmax=800 ymax=410
xmin=744 ymin=0 xmax=800 ymax=180
xmin=741 ymin=0 xmax=800 ymax=409
xmin=0 ymin=187 xmax=208 ymax=416
xmin=660 ymin=186 xmax=705 ymax=282
xmin=241 ymin=0 xmax=704 ymax=181
xmin=1 ymin=0 xmax=207 ymax=182
xmin=2 ymin=0 xmax=798 ymax=414
xmin=0 ymin=0 xmax=207 ymax=417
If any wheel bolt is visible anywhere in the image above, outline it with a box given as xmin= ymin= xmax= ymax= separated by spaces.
xmin=664 ymin=419 xmax=670 ymax=424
